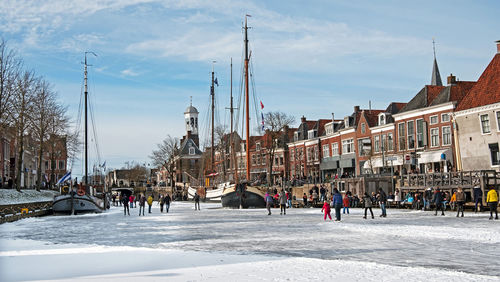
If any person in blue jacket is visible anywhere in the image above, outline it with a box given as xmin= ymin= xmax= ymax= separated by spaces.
xmin=332 ymin=188 xmax=343 ymax=221
xmin=433 ymin=188 xmax=445 ymax=216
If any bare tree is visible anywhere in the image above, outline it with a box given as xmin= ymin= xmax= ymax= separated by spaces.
xmin=263 ymin=111 xmax=295 ymax=186
xmin=11 ymin=70 xmax=36 ymax=190
xmin=214 ymin=125 xmax=228 ymax=182
xmin=0 ymin=38 xmax=21 ymax=128
xmin=150 ymin=135 xmax=179 ymax=189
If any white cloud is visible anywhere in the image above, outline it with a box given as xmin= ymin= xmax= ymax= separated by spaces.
xmin=121 ymin=68 xmax=139 ymax=77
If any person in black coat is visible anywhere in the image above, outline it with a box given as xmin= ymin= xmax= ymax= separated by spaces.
xmin=473 ymin=186 xmax=483 ymax=213
xmin=378 ymin=188 xmax=387 ymax=217
xmin=432 ymin=188 xmax=445 ymax=216
xmin=164 ymin=194 xmax=171 ymax=213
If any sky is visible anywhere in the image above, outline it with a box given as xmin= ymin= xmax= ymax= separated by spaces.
xmin=1 ymin=0 xmax=499 ymax=176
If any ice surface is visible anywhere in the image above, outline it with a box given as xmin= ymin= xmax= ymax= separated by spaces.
xmin=1 ymin=202 xmax=499 ymax=281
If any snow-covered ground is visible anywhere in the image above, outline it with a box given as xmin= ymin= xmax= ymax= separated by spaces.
xmin=1 ymin=202 xmax=499 ymax=281
xmin=0 ymin=189 xmax=59 ymax=205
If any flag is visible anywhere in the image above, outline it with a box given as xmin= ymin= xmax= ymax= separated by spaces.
xmin=261 ymin=112 xmax=265 ymax=131
xmin=214 ymin=77 xmax=219 ymax=86
xmin=260 ymin=101 xmax=264 ymax=109
xmin=56 ymin=171 xmax=71 ymax=185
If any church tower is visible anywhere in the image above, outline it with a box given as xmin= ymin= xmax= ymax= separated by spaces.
xmin=184 ymin=98 xmax=199 ymax=146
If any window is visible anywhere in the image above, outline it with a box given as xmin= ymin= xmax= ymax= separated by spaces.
xmin=430 ymin=128 xmax=439 ymax=147
xmin=381 ymin=134 xmax=387 ymax=152
xmin=416 ymin=119 xmax=426 ymax=148
xmin=490 ymin=143 xmax=499 ymax=166
xmin=189 ymin=147 xmax=195 ymax=155
xmin=252 ymin=155 xmax=256 ymax=165
xmin=326 ymin=124 xmax=334 ymax=135
xmin=374 ymin=135 xmax=380 ymax=152
xmin=58 ymin=160 xmax=65 ymax=170
xmin=480 ymin=114 xmax=491 ymax=134
xmin=314 ymin=147 xmax=319 ymax=161
xmin=442 ymin=126 xmax=451 ymax=146
xmin=261 ymin=154 xmax=266 ymax=165
xmin=361 ymin=123 xmax=366 ymax=134
xmin=497 ymin=112 xmax=500 ymax=131
xmin=308 ymin=130 xmax=316 ymax=139
xmin=430 ymin=115 xmax=438 ymax=125
xmin=45 ymin=161 xmax=49 ymax=170
xmin=290 ymin=149 xmax=295 ymax=160
xmin=379 ymin=114 xmax=385 ymax=126
xmin=342 ymin=139 xmax=354 ymax=154
xmin=332 ymin=143 xmax=339 ymax=156
xmin=387 ymin=133 xmax=393 ymax=151
xmin=280 ymin=156 xmax=283 ymax=165
xmin=398 ymin=123 xmax=405 ymax=151
xmin=441 ymin=113 xmax=450 ymax=122
xmin=256 ymin=142 xmax=261 ymax=151
xmin=322 ymin=144 xmax=330 ymax=158
xmin=358 ymin=139 xmax=370 ymax=156
xmin=407 ymin=120 xmax=415 ymax=149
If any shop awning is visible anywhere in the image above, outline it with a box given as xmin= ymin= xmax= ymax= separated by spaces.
xmin=363 ymin=155 xmax=403 ymax=169
xmin=418 ymin=148 xmax=452 ymax=164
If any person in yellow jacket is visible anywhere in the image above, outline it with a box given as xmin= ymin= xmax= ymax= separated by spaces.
xmin=147 ymin=195 xmax=153 ymax=214
xmin=486 ymin=188 xmax=498 ymax=220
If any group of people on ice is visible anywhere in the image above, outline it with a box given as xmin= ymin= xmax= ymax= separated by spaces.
xmin=116 ymin=193 xmax=172 ymax=216
xmin=266 ymin=185 xmax=498 ymax=221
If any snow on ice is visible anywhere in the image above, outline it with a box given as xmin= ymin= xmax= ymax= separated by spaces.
xmin=0 ymin=189 xmax=58 ymax=205
xmin=0 ymin=202 xmax=499 ymax=281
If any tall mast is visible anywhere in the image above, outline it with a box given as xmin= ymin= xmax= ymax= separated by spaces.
xmin=83 ymin=51 xmax=96 ymax=194
xmin=84 ymin=53 xmax=88 ymax=190
xmin=244 ymin=16 xmax=250 ymax=181
xmin=211 ymin=62 xmax=215 ymax=172
xmin=230 ymin=58 xmax=238 ymax=184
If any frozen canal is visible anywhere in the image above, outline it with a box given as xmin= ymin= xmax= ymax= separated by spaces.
xmin=1 ymin=202 xmax=499 ymax=281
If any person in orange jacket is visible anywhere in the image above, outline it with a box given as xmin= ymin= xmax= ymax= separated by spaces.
xmin=343 ymin=193 xmax=350 ymax=214
xmin=321 ymin=200 xmax=332 ymax=221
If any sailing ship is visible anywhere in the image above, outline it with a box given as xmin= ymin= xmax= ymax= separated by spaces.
xmin=53 ymin=52 xmax=106 ymax=214
xmin=220 ymin=16 xmax=266 ymax=208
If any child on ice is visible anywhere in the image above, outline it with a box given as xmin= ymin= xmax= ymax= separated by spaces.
xmin=321 ymin=200 xmax=332 ymax=221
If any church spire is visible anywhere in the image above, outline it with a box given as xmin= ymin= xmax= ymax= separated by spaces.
xmin=431 ymin=38 xmax=443 ymax=86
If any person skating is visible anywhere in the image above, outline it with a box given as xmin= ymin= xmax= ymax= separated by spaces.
xmin=164 ymin=193 xmax=171 ymax=213
xmin=147 ymin=195 xmax=153 ymax=213
xmin=473 ymin=185 xmax=483 ymax=213
xmin=129 ymin=195 xmax=135 ymax=208
xmin=286 ymin=190 xmax=292 ymax=208
xmin=486 ymin=188 xmax=498 ymax=220
xmin=302 ymin=193 xmax=308 ymax=208
xmin=159 ymin=194 xmax=164 ymax=213
xmin=378 ymin=188 xmax=387 ymax=217
xmin=362 ymin=192 xmax=374 ymax=219
xmin=279 ymin=189 xmax=287 ymax=215
xmin=122 ymin=194 xmax=130 ymax=216
xmin=139 ymin=194 xmax=146 ymax=216
xmin=193 ymin=192 xmax=201 ymax=210
xmin=343 ymin=193 xmax=350 ymax=214
xmin=332 ymin=188 xmax=343 ymax=221
xmin=266 ymin=192 xmax=273 ymax=215
xmin=455 ymin=187 xmax=465 ymax=217
xmin=433 ymin=188 xmax=445 ymax=216
xmin=321 ymin=200 xmax=332 ymax=221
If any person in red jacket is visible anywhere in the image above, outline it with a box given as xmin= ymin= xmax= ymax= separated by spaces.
xmin=321 ymin=200 xmax=332 ymax=221
xmin=343 ymin=194 xmax=350 ymax=214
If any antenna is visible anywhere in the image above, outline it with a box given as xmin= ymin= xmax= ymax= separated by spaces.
xmin=432 ymin=38 xmax=436 ymax=59
xmin=190 ymin=96 xmax=192 ymax=107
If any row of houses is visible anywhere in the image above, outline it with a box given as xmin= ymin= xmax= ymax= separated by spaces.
xmin=159 ymin=41 xmax=499 ymax=189
xmin=0 ymin=128 xmax=68 ymax=189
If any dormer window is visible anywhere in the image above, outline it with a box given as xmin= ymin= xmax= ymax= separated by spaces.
xmin=326 ymin=124 xmax=334 ymax=135
xmin=294 ymin=132 xmax=299 ymax=141
xmin=189 ymin=147 xmax=195 ymax=155
xmin=308 ymin=130 xmax=316 ymax=139
xmin=344 ymin=117 xmax=350 ymax=128
xmin=379 ymin=114 xmax=386 ymax=126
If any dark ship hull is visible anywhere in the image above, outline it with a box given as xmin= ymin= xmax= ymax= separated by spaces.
xmin=221 ymin=184 xmax=266 ymax=208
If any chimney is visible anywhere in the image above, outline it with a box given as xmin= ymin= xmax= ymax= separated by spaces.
xmin=331 ymin=113 xmax=335 ymax=133
xmin=447 ymin=73 xmax=457 ymax=85
xmin=354 ymin=106 xmax=360 ymax=113
xmin=497 ymin=40 xmax=500 ymax=53
xmin=301 ymin=116 xmax=306 ymax=123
